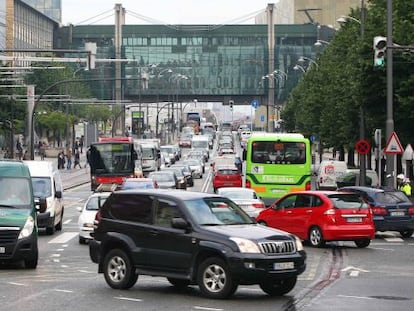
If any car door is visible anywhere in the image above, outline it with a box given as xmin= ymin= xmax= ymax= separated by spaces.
xmin=289 ymin=194 xmax=313 ymax=238
xmin=265 ymin=194 xmax=297 ymax=234
xmin=145 ymin=197 xmax=195 ymax=273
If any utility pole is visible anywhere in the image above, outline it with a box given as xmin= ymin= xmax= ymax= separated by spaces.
xmin=359 ymin=0 xmax=367 ymax=186
xmin=114 ymin=4 xmax=125 ymax=136
xmin=267 ymin=3 xmax=275 ymax=133
xmin=386 ymin=0 xmax=395 ymax=188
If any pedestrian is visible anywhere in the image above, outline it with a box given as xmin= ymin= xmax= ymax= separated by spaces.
xmin=397 ymin=174 xmax=412 ymax=197
xmin=39 ymin=141 xmax=46 ymax=160
xmin=73 ymin=149 xmax=82 ymax=169
xmin=79 ymin=136 xmax=84 ymax=154
xmin=58 ymin=150 xmax=65 ymax=169
xmin=66 ymin=148 xmax=72 ymax=170
xmin=16 ymin=140 xmax=23 ymax=160
xmin=22 ymin=150 xmax=28 ymax=160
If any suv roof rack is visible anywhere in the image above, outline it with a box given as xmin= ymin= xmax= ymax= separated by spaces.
xmin=95 ymin=183 xmax=118 ymax=193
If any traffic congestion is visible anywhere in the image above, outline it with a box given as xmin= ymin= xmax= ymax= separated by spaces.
xmin=1 ymin=117 xmax=414 ymax=311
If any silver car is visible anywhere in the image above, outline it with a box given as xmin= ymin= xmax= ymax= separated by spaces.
xmin=217 ymin=187 xmax=265 ymax=218
xmin=182 ymin=159 xmax=204 ymax=178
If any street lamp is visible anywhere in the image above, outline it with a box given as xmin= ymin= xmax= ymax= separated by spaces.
xmin=314 ymin=39 xmax=330 ymax=47
xmin=298 ymin=56 xmax=319 ymax=69
xmin=337 ymin=15 xmax=362 ymax=25
xmin=293 ymin=65 xmax=306 ymax=73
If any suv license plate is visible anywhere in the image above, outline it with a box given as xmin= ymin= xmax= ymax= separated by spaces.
xmin=391 ymin=211 xmax=404 ymax=216
xmin=0 ymin=247 xmax=5 ymax=254
xmin=274 ymin=262 xmax=294 ymax=270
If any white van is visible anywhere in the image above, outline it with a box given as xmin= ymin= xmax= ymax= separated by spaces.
xmin=316 ymin=160 xmax=348 ymax=190
xmin=24 ymin=160 xmax=64 ymax=235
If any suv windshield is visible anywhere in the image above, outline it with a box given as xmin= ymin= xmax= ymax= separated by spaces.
xmin=185 ymin=198 xmax=255 ymax=225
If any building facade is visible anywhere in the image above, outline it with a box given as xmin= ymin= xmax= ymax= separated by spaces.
xmin=22 ymin=0 xmax=61 ymax=23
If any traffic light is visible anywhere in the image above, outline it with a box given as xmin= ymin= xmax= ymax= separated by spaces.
xmin=229 ymin=100 xmax=234 ymax=110
xmin=373 ymin=36 xmax=387 ymax=67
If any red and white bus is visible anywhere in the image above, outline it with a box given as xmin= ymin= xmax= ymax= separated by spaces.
xmin=88 ymin=137 xmax=142 ymax=191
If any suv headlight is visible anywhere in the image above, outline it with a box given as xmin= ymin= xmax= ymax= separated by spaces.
xmin=295 ymin=235 xmax=304 ymax=251
xmin=18 ymin=216 xmax=35 ymax=239
xmin=230 ymin=237 xmax=260 ymax=253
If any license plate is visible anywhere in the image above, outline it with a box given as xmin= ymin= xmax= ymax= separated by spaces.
xmin=273 ymin=262 xmax=294 ymax=270
xmin=0 ymin=247 xmax=5 ymax=254
xmin=391 ymin=211 xmax=405 ymax=216
xmin=347 ymin=217 xmax=362 ymax=223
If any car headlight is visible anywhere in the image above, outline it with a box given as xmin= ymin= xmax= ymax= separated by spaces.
xmin=295 ymin=235 xmax=304 ymax=251
xmin=18 ymin=216 xmax=35 ymax=239
xmin=230 ymin=237 xmax=261 ymax=253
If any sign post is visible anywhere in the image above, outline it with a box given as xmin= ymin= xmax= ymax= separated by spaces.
xmin=384 ymin=131 xmax=404 ymax=188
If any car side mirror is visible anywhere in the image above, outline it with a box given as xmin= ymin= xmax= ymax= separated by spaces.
xmin=35 ymin=197 xmax=47 ymax=213
xmin=171 ymin=217 xmax=190 ymax=230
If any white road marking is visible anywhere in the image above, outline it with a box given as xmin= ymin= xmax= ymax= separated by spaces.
xmin=8 ymin=282 xmax=26 ymax=286
xmin=114 ymin=297 xmax=143 ymax=302
xmin=338 ymin=295 xmax=375 ymax=300
xmin=50 ymin=254 xmax=61 ymax=257
xmin=349 ymin=270 xmax=360 ymax=277
xmin=48 ymin=232 xmax=78 ymax=244
xmin=194 ymin=307 xmax=224 ymax=311
xmin=54 ymin=289 xmax=73 ymax=293
xmin=63 ymin=219 xmax=72 ymax=225
xmin=384 ymin=237 xmax=404 ymax=242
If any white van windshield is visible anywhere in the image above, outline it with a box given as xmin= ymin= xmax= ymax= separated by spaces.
xmin=32 ymin=177 xmax=52 ymax=197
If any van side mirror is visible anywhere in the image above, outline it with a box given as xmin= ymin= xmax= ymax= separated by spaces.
xmin=55 ymin=191 xmax=62 ymax=199
xmin=35 ymin=197 xmax=47 ymax=213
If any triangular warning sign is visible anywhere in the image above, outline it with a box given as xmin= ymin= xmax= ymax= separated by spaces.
xmin=384 ymin=131 xmax=404 ymax=154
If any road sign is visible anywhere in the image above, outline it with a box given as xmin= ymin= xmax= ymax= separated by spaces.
xmin=355 ymin=139 xmax=371 ymax=155
xmin=251 ymin=100 xmax=258 ymax=109
xmin=384 ymin=131 xmax=404 ymax=154
xmin=260 ymin=115 xmax=265 ymax=122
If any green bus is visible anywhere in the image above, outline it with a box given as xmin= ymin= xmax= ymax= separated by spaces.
xmin=243 ymin=133 xmax=312 ymax=206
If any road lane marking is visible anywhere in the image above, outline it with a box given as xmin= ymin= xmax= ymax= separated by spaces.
xmin=48 ymin=232 xmax=78 ymax=244
xmin=54 ymin=289 xmax=73 ymax=293
xmin=114 ymin=297 xmax=143 ymax=302
xmin=194 ymin=307 xmax=224 ymax=311
xmin=8 ymin=282 xmax=26 ymax=286
xmin=63 ymin=219 xmax=72 ymax=225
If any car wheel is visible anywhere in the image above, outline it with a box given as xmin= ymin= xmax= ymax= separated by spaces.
xmin=309 ymin=226 xmax=325 ymax=247
xmin=79 ymin=236 xmax=87 ymax=244
xmin=197 ymin=257 xmax=238 ymax=299
xmin=24 ymin=252 xmax=38 ymax=269
xmin=354 ymin=239 xmax=371 ymax=248
xmin=400 ymin=230 xmax=413 ymax=238
xmin=103 ymin=249 xmax=138 ymax=290
xmin=46 ymin=217 xmax=56 ymax=235
xmin=259 ymin=276 xmax=297 ymax=296
xmin=167 ymin=278 xmax=191 ymax=288
xmin=55 ymin=207 xmax=64 ymax=231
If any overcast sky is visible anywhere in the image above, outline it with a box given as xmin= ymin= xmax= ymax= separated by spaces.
xmin=61 ymin=0 xmax=279 ymax=26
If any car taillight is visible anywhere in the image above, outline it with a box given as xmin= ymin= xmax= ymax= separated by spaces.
xmin=94 ymin=210 xmax=102 ymax=228
xmin=371 ymin=206 xmax=387 ymax=215
xmin=246 ymin=180 xmax=251 ymax=188
xmin=252 ymin=203 xmax=265 ymax=209
xmin=305 ymin=181 xmax=311 ymax=191
xmin=324 ymin=209 xmax=336 ymax=215
xmin=408 ymin=206 xmax=414 ymax=215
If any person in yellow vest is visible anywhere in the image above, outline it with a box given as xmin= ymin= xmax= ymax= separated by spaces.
xmin=397 ymin=174 xmax=412 ymax=197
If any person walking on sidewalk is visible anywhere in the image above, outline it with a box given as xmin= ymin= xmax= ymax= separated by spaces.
xmin=73 ymin=149 xmax=82 ymax=169
xmin=66 ymin=148 xmax=72 ymax=170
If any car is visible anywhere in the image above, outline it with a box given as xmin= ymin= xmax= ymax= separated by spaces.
xmin=160 ymin=145 xmax=178 ymax=162
xmin=217 ymin=187 xmax=265 ymax=217
xmin=77 ymin=188 xmax=112 ymax=244
xmin=120 ymin=177 xmax=158 ymax=190
xmin=160 ymin=167 xmax=187 ymax=190
xmin=256 ymin=191 xmax=375 ymax=248
xmin=212 ymin=165 xmax=242 ymax=193
xmin=89 ymin=189 xmax=306 ymax=298
xmin=148 ymin=171 xmax=178 ymax=189
xmin=182 ymin=159 xmax=204 ymax=177
xmin=171 ymin=164 xmax=194 ymax=187
xmin=337 ymin=186 xmax=414 ymax=238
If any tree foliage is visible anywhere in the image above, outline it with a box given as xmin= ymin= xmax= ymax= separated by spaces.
xmin=284 ymin=0 xmax=414 ymax=150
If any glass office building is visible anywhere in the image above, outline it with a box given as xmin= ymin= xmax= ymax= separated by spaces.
xmin=55 ymin=23 xmax=333 ymax=105
xmin=22 ymin=0 xmax=61 ymax=23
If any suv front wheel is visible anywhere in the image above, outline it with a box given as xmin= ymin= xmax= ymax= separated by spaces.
xmin=197 ymin=257 xmax=238 ymax=299
xmin=103 ymin=249 xmax=138 ymax=289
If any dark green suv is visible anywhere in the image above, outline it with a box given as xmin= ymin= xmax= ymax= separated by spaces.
xmin=89 ymin=189 xmax=306 ymax=299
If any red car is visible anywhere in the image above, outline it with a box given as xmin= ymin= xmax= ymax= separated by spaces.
xmin=212 ymin=165 xmax=242 ymax=193
xmin=256 ymin=191 xmax=375 ymax=248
